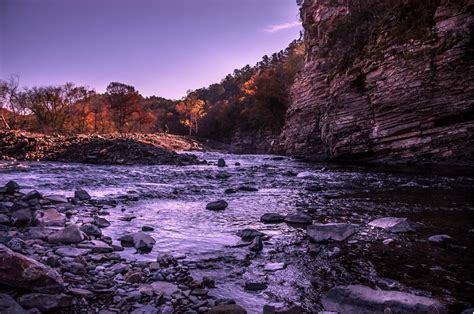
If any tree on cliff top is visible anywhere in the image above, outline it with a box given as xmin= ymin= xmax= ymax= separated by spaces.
xmin=176 ymin=91 xmax=207 ymax=136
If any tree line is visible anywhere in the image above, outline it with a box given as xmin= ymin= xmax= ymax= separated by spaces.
xmin=0 ymin=39 xmax=303 ymax=140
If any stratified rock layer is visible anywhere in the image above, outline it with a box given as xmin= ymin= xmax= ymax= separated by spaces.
xmin=279 ymin=0 xmax=474 ymax=165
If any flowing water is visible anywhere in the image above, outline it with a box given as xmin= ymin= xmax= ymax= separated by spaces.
xmin=1 ymin=152 xmax=473 ymax=312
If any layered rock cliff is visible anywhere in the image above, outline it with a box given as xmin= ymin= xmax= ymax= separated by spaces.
xmin=279 ymin=0 xmax=474 ymax=165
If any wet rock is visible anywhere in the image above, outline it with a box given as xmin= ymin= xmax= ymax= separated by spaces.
xmin=34 ymin=208 xmax=66 ymax=227
xmin=77 ymin=240 xmax=113 ymax=253
xmin=249 ymin=236 xmax=263 ymax=252
xmin=0 ymin=244 xmax=64 ymax=293
xmin=321 ymin=285 xmax=447 ymax=314
xmin=238 ymin=186 xmax=258 ymax=192
xmin=80 ymin=223 xmax=102 ymax=237
xmin=124 ymin=271 xmax=142 ymax=283
xmin=428 ymin=234 xmax=452 ymax=244
xmin=368 ymin=217 xmax=415 ymax=233
xmin=142 ymin=225 xmax=154 ymax=232
xmin=209 ymin=304 xmax=247 ymax=314
xmin=68 ymin=287 xmax=94 ymax=299
xmin=131 ymin=232 xmax=156 ymax=253
xmin=22 ymin=190 xmax=42 ymax=201
xmin=305 ymin=185 xmax=322 ymax=192
xmin=151 ymin=281 xmax=178 ymax=296
xmin=264 ymin=262 xmax=286 ymax=272
xmin=5 ymin=181 xmax=20 ymax=194
xmin=307 ymin=223 xmax=358 ymax=242
xmin=237 ymin=228 xmax=265 ymax=240
xmin=11 ymin=208 xmax=32 ymax=227
xmin=261 ymin=213 xmax=285 ymax=223
xmin=156 ymin=254 xmax=177 ymax=267
xmin=119 ymin=215 xmax=136 ymax=222
xmin=109 ymin=263 xmax=131 ymax=274
xmin=215 ymin=299 xmax=236 ymax=306
xmin=94 ymin=217 xmax=111 ymax=228
xmin=462 ymin=309 xmax=474 ymax=314
xmin=131 ymin=304 xmax=159 ymax=314
xmin=44 ymin=195 xmax=68 ymax=203
xmin=217 ymin=158 xmax=226 ymax=167
xmin=285 ymin=213 xmax=312 ymax=225
xmin=0 ymin=293 xmax=26 ymax=313
xmin=225 ymin=188 xmax=237 ymax=194
xmin=17 ymin=293 xmax=74 ymax=312
xmin=48 ymin=224 xmax=85 ymax=244
xmin=55 ymin=247 xmax=90 ymax=257
xmin=206 ymin=200 xmax=228 ymax=211
xmin=74 ymin=189 xmax=91 ymax=201
xmin=119 ymin=234 xmax=134 ymax=247
xmin=244 ymin=281 xmax=267 ymax=291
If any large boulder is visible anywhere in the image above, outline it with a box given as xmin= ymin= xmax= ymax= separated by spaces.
xmin=120 ymin=232 xmax=156 ymax=253
xmin=34 ymin=208 xmax=66 ymax=227
xmin=206 ymin=200 xmax=228 ymax=211
xmin=368 ymin=217 xmax=414 ymax=233
xmin=48 ymin=224 xmax=85 ymax=244
xmin=0 ymin=244 xmax=64 ymax=293
xmin=17 ymin=293 xmax=74 ymax=312
xmin=322 ymin=285 xmax=447 ymax=314
xmin=307 ymin=223 xmax=358 ymax=242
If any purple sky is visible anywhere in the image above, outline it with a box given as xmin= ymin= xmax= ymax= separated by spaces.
xmin=0 ymin=0 xmax=301 ymax=99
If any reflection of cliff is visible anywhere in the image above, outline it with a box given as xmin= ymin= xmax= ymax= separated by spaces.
xmin=279 ymin=0 xmax=474 ymax=165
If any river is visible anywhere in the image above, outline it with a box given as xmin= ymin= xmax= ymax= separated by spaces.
xmin=1 ymin=152 xmax=473 ymax=312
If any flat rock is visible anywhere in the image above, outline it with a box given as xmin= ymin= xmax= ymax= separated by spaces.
xmin=368 ymin=217 xmax=414 ymax=233
xmin=77 ymin=240 xmax=113 ymax=253
xmin=307 ymin=223 xmax=358 ymax=242
xmin=80 ymin=223 xmax=102 ymax=237
xmin=322 ymin=285 xmax=447 ymax=314
xmin=68 ymin=287 xmax=94 ymax=299
xmin=261 ymin=213 xmax=285 ymax=223
xmin=428 ymin=234 xmax=452 ymax=244
xmin=209 ymin=304 xmax=247 ymax=314
xmin=206 ymin=200 xmax=228 ymax=211
xmin=285 ymin=212 xmax=313 ymax=224
xmin=151 ymin=281 xmax=178 ymax=296
xmin=44 ymin=195 xmax=68 ymax=203
xmin=264 ymin=262 xmax=286 ymax=272
xmin=48 ymin=224 xmax=85 ymax=244
xmin=34 ymin=208 xmax=66 ymax=227
xmin=17 ymin=293 xmax=74 ymax=312
xmin=55 ymin=247 xmax=91 ymax=257
xmin=0 ymin=244 xmax=64 ymax=293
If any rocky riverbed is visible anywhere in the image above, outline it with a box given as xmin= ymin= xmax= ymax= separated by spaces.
xmin=0 ymin=153 xmax=473 ymax=313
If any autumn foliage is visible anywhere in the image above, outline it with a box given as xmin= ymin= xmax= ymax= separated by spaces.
xmin=0 ymin=40 xmax=303 ymax=141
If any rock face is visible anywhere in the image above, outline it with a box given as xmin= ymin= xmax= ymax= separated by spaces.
xmin=307 ymin=223 xmax=358 ymax=242
xmin=322 ymin=285 xmax=447 ymax=314
xmin=0 ymin=244 xmax=64 ymax=293
xmin=279 ymin=0 xmax=474 ymax=166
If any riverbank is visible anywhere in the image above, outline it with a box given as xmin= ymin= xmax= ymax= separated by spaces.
xmin=0 ymin=155 xmax=472 ymax=313
xmin=0 ymin=130 xmax=212 ymax=165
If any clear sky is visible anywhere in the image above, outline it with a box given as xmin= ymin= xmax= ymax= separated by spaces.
xmin=0 ymin=0 xmax=301 ymax=99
